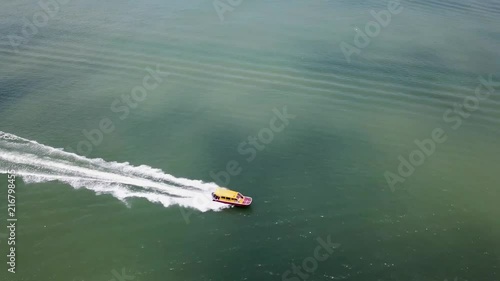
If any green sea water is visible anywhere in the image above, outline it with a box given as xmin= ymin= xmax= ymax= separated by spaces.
xmin=1 ymin=0 xmax=500 ymax=280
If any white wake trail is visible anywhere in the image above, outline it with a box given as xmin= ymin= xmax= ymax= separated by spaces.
xmin=0 ymin=131 xmax=228 ymax=212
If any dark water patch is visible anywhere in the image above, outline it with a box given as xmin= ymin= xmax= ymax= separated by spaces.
xmin=0 ymin=74 xmax=51 ymax=111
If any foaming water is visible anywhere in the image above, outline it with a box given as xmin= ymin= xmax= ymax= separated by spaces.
xmin=0 ymin=131 xmax=228 ymax=212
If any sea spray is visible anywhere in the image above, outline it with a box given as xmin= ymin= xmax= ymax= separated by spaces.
xmin=0 ymin=131 xmax=228 ymax=212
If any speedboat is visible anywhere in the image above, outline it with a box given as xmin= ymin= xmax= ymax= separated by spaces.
xmin=212 ymin=188 xmax=252 ymax=207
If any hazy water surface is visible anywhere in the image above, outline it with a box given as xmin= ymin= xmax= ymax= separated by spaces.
xmin=0 ymin=0 xmax=499 ymax=281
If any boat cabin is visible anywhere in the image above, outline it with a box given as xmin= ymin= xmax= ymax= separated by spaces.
xmin=212 ymin=187 xmax=252 ymax=207
xmin=212 ymin=188 xmax=244 ymax=203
